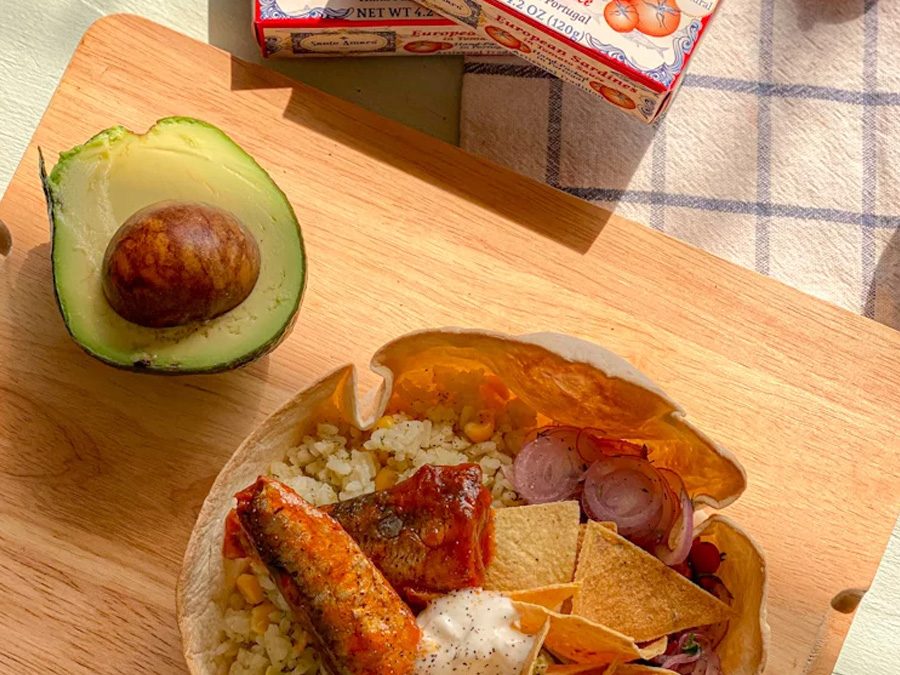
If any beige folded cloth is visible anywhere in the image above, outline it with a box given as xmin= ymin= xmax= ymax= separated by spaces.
xmin=461 ymin=0 xmax=899 ymax=329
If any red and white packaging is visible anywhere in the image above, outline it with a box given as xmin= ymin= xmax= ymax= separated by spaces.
xmin=255 ymin=0 xmax=507 ymax=56
xmin=413 ymin=0 xmax=720 ymax=121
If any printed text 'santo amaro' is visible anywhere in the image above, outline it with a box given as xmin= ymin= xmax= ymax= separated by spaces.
xmin=255 ymin=0 xmax=507 ymax=57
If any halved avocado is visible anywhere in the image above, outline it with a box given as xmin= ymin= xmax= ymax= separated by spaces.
xmin=41 ymin=117 xmax=306 ymax=374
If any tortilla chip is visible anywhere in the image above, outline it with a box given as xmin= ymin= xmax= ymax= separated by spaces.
xmin=486 ymin=502 xmax=582 ymax=591
xmin=508 ymin=583 xmax=581 ymax=611
xmin=576 ymin=520 xmax=615 ymax=565
xmin=514 ymin=601 xmax=642 ymax=664
xmin=573 ymin=522 xmax=731 ymax=642
xmin=637 ymin=636 xmax=667 ymax=659
xmin=521 ymin=619 xmax=551 ymax=675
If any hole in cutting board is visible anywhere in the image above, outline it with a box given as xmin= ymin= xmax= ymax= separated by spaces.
xmin=831 ymin=588 xmax=867 ymax=614
xmin=0 ymin=219 xmax=11 ymax=256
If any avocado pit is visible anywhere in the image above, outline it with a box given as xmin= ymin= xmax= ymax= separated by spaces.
xmin=101 ymin=201 xmax=261 ymax=328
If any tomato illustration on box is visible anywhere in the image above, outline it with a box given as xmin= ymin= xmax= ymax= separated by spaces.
xmin=604 ymin=1 xmax=638 ymax=32
xmin=590 ymin=82 xmax=638 ymax=109
xmin=605 ymin=0 xmax=680 ymax=38
xmin=403 ymin=40 xmax=455 ymax=53
xmin=485 ymin=25 xmax=532 ymax=53
xmin=415 ymin=0 xmax=721 ymax=121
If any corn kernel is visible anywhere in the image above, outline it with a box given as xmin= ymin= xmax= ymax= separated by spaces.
xmin=374 ymin=415 xmax=395 ymax=430
xmin=223 ymin=557 xmax=249 ymax=591
xmin=250 ymin=601 xmax=276 ymax=634
xmin=459 ymin=405 xmax=476 ymax=428
xmin=464 ymin=417 xmax=495 ymax=443
xmin=235 ymin=573 xmax=265 ymax=606
xmin=375 ymin=467 xmax=399 ymax=491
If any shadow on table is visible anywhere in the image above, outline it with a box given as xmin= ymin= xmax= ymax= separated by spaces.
xmin=207 ymin=0 xmax=464 ymax=144
xmin=207 ymin=1 xmax=650 ymax=253
xmin=238 ymin=52 xmax=622 ymax=252
xmin=5 ymin=239 xmax=272 ymax=537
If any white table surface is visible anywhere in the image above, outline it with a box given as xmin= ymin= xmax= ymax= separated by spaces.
xmin=1 ymin=2 xmax=898 ymax=673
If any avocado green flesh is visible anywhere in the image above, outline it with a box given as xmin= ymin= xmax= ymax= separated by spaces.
xmin=45 ymin=117 xmax=305 ymax=372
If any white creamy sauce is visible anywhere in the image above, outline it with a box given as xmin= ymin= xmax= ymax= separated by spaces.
xmin=414 ymin=589 xmax=535 ymax=675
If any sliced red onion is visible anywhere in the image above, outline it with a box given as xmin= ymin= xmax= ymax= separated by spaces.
xmin=651 ymin=469 xmax=693 ymax=565
xmin=654 ymin=469 xmax=681 ymax=542
xmin=660 ymin=651 xmax=701 ymax=670
xmin=581 ymin=456 xmax=667 ymax=539
xmin=656 ymin=484 xmax=694 ymax=565
xmin=511 ymin=427 xmax=583 ymax=503
xmin=576 ymin=429 xmax=647 ymax=463
xmin=661 ymin=652 xmax=722 ymax=675
xmin=691 ymin=650 xmax=723 ymax=675
xmin=656 ymin=631 xmax=723 ymax=675
xmin=541 ymin=426 xmax=580 ymax=442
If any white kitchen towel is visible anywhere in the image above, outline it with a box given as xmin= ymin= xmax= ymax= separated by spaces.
xmin=461 ymin=0 xmax=900 ymax=329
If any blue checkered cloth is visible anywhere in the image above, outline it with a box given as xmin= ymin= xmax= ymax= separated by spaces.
xmin=461 ymin=0 xmax=899 ymax=329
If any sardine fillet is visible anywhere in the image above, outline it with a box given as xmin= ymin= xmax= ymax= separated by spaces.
xmin=235 ymin=477 xmax=420 ymax=675
xmin=323 ymin=463 xmax=494 ymax=604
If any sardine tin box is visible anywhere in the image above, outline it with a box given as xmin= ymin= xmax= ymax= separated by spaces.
xmin=255 ymin=0 xmax=507 ymax=56
xmin=412 ymin=0 xmax=720 ymax=121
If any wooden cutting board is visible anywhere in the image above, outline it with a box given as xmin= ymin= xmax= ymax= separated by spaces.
xmin=0 ymin=14 xmax=897 ymax=674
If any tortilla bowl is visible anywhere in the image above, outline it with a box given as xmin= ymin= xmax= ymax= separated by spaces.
xmin=177 ymin=328 xmax=765 ymax=674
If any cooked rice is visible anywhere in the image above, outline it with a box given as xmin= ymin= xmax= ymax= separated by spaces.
xmin=215 ymin=369 xmax=537 ymax=675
